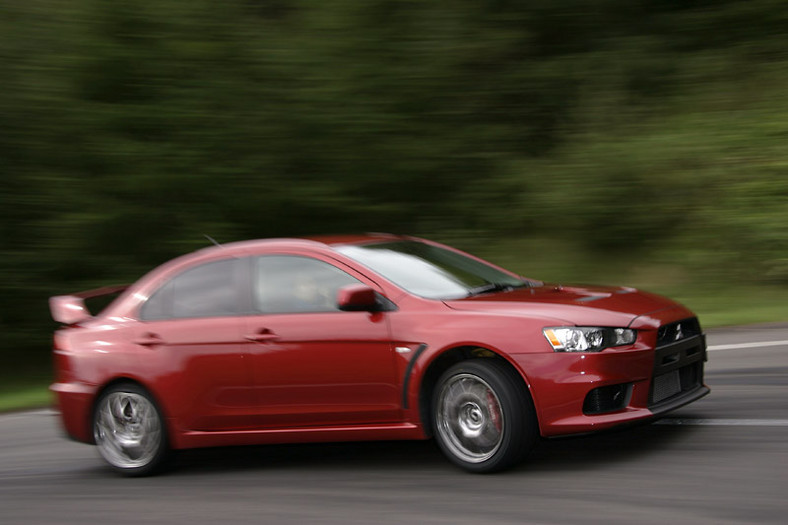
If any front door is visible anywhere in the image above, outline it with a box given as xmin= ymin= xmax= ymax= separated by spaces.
xmin=244 ymin=255 xmax=400 ymax=428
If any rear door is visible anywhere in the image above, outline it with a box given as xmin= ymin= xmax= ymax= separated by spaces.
xmin=136 ymin=257 xmax=255 ymax=431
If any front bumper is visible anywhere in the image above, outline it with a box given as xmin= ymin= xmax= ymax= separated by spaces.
xmin=514 ymin=332 xmax=709 ymax=437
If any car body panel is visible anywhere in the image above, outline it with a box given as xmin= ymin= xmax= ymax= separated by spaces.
xmin=50 ymin=234 xmax=709 ymax=456
xmin=243 ymin=310 xmax=401 ymax=428
xmin=131 ymin=317 xmax=254 ymax=432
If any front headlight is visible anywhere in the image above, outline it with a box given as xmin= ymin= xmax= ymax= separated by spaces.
xmin=543 ymin=327 xmax=636 ymax=352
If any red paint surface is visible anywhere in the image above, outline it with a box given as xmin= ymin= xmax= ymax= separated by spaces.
xmin=51 ymin=234 xmax=708 ymax=449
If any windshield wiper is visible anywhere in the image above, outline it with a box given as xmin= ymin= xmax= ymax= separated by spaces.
xmin=466 ymin=281 xmax=529 ymax=297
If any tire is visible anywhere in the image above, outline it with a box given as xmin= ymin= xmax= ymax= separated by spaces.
xmin=92 ymin=383 xmax=169 ymax=476
xmin=432 ymin=359 xmax=537 ymax=473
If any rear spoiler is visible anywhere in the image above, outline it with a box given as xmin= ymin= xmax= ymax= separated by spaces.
xmin=49 ymin=284 xmax=130 ymax=325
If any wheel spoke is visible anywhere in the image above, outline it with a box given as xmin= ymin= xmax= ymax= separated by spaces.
xmin=94 ymin=391 xmax=162 ymax=470
xmin=436 ymin=373 xmax=504 ymax=464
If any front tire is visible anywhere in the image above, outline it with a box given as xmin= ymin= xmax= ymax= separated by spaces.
xmin=432 ymin=359 xmax=537 ymax=473
xmin=93 ymin=383 xmax=168 ymax=476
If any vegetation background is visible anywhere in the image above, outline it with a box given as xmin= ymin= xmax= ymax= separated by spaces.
xmin=1 ymin=0 xmax=786 ymax=406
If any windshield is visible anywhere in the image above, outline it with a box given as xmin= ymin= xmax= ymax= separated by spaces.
xmin=335 ymin=240 xmax=527 ymax=300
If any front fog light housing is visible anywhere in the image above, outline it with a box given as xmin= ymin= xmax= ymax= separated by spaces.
xmin=543 ymin=327 xmax=636 ymax=352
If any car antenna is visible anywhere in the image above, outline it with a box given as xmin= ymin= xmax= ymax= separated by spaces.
xmin=203 ymin=234 xmax=222 ymax=247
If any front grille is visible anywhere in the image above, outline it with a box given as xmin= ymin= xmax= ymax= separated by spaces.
xmin=657 ymin=318 xmax=701 ymax=347
xmin=652 ymin=370 xmax=681 ymax=403
xmin=649 ymin=320 xmax=706 ymax=408
xmin=651 ymin=363 xmax=701 ymax=404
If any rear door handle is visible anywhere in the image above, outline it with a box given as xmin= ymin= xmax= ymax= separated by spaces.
xmin=245 ymin=329 xmax=279 ymax=342
xmin=134 ymin=333 xmax=164 ymax=347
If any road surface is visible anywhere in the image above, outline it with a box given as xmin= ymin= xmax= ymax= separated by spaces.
xmin=1 ymin=324 xmax=786 ymax=524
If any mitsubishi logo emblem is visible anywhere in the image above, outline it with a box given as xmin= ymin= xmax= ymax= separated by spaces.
xmin=675 ymin=323 xmax=683 ymax=341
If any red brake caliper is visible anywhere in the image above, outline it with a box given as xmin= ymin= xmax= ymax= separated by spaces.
xmin=486 ymin=390 xmax=502 ymax=432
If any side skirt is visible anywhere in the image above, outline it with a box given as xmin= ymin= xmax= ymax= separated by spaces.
xmin=171 ymin=422 xmax=427 ymax=450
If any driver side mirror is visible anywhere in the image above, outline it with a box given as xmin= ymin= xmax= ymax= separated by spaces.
xmin=337 ymin=284 xmax=383 ymax=312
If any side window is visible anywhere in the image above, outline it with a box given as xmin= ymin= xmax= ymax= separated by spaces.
xmin=139 ymin=281 xmax=173 ymax=321
xmin=255 ymin=256 xmax=361 ymax=314
xmin=140 ymin=258 xmax=240 ymax=320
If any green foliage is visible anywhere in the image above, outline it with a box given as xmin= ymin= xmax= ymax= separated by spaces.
xmin=2 ymin=0 xmax=787 ymax=378
xmin=0 ymin=382 xmax=52 ymax=413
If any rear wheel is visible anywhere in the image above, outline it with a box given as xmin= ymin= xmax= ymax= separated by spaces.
xmin=93 ymin=383 xmax=168 ymax=476
xmin=432 ymin=359 xmax=537 ymax=473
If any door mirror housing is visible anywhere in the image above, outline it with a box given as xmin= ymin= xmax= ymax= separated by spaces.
xmin=337 ymin=285 xmax=381 ymax=312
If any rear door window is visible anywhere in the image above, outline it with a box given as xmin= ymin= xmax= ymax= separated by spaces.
xmin=140 ymin=258 xmax=241 ymax=320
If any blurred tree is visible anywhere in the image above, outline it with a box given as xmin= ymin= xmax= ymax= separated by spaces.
xmin=1 ymin=0 xmax=788 ymax=377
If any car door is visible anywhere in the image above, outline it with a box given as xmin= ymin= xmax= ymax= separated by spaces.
xmin=244 ymin=254 xmax=400 ymax=428
xmin=136 ymin=257 xmax=255 ymax=431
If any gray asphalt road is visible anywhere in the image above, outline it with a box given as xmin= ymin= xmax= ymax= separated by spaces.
xmin=2 ymin=325 xmax=787 ymax=524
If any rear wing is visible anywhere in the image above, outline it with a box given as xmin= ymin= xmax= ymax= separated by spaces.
xmin=49 ymin=284 xmax=130 ymax=325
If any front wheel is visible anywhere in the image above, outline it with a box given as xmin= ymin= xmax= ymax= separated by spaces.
xmin=432 ymin=359 xmax=537 ymax=473
xmin=93 ymin=383 xmax=169 ymax=476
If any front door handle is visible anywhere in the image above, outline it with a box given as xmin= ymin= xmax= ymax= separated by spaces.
xmin=134 ymin=333 xmax=164 ymax=347
xmin=245 ymin=329 xmax=279 ymax=342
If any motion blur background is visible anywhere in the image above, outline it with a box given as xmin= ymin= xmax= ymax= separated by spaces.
xmin=1 ymin=1 xmax=787 ymax=400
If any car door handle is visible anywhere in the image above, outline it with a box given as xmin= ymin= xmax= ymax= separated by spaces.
xmin=245 ymin=330 xmax=279 ymax=342
xmin=134 ymin=333 xmax=164 ymax=347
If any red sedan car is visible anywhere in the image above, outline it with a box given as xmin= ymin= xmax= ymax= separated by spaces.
xmin=50 ymin=234 xmax=709 ymax=475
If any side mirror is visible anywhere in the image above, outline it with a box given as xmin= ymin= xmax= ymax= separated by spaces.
xmin=337 ymin=285 xmax=380 ymax=312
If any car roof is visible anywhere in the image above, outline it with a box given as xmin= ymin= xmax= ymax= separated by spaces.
xmin=196 ymin=233 xmax=409 ymax=256
xmin=305 ymin=233 xmax=407 ymax=246
xmin=98 ymin=233 xmax=428 ymax=320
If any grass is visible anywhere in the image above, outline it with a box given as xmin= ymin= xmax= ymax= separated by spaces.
xmin=668 ymin=288 xmax=786 ymax=329
xmin=0 ymin=382 xmax=53 ymax=413
xmin=475 ymin=237 xmax=788 ymax=329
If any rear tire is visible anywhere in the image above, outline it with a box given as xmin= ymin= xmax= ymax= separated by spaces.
xmin=432 ymin=359 xmax=537 ymax=473
xmin=93 ymin=383 xmax=169 ymax=476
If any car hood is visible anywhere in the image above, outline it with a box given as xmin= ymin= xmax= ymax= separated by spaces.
xmin=443 ymin=284 xmax=686 ymax=327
